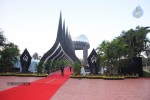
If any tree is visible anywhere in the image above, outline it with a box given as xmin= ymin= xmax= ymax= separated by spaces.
xmin=38 ymin=56 xmax=42 ymax=60
xmin=0 ymin=43 xmax=20 ymax=72
xmin=32 ymin=52 xmax=39 ymax=60
xmin=0 ymin=29 xmax=20 ymax=72
xmin=37 ymin=61 xmax=43 ymax=74
xmin=73 ymin=62 xmax=81 ymax=75
xmin=121 ymin=26 xmax=150 ymax=58
xmin=96 ymin=26 xmax=150 ymax=74
xmin=0 ymin=29 xmax=5 ymax=46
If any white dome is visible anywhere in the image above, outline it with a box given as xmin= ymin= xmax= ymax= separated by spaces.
xmin=75 ymin=34 xmax=89 ymax=43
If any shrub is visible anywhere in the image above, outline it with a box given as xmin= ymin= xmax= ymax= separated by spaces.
xmin=143 ymin=70 xmax=150 ymax=78
xmin=73 ymin=62 xmax=81 ymax=75
xmin=37 ymin=61 xmax=43 ymax=74
xmin=0 ymin=72 xmax=48 ymax=77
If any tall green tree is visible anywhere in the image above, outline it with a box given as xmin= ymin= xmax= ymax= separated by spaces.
xmin=0 ymin=43 xmax=20 ymax=72
xmin=121 ymin=26 xmax=150 ymax=58
xmin=97 ymin=26 xmax=150 ymax=74
xmin=0 ymin=29 xmax=5 ymax=46
xmin=0 ymin=29 xmax=20 ymax=72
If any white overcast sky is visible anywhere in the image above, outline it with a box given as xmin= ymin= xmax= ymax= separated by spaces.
xmin=0 ymin=0 xmax=150 ymax=58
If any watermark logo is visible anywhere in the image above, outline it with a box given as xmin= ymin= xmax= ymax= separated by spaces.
xmin=133 ymin=5 xmax=143 ymax=18
xmin=7 ymin=82 xmax=30 ymax=86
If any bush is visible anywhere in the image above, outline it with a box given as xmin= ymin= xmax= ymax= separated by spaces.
xmin=37 ymin=61 xmax=43 ymax=74
xmin=70 ymin=74 xmax=138 ymax=79
xmin=143 ymin=70 xmax=150 ymax=78
xmin=0 ymin=72 xmax=48 ymax=77
xmin=73 ymin=62 xmax=81 ymax=75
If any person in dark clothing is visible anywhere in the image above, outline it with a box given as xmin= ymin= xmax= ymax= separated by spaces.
xmin=69 ymin=66 xmax=72 ymax=72
xmin=60 ymin=65 xmax=64 ymax=76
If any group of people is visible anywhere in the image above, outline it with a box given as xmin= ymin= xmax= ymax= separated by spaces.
xmin=60 ymin=65 xmax=86 ymax=76
xmin=60 ymin=64 xmax=88 ymax=76
xmin=60 ymin=65 xmax=72 ymax=76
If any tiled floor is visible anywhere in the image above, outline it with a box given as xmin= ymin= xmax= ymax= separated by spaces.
xmin=0 ymin=76 xmax=43 ymax=91
xmin=51 ymin=78 xmax=150 ymax=100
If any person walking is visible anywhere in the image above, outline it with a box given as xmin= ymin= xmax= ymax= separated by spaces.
xmin=60 ymin=65 xmax=64 ymax=76
xmin=69 ymin=66 xmax=72 ymax=72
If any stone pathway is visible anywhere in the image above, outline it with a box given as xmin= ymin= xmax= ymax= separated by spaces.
xmin=51 ymin=78 xmax=150 ymax=100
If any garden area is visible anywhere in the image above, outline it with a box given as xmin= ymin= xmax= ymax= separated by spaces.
xmin=143 ymin=68 xmax=150 ymax=77
xmin=0 ymin=60 xmax=70 ymax=77
xmin=0 ymin=28 xmax=70 ymax=77
xmin=70 ymin=62 xmax=139 ymax=80
xmin=1 ymin=26 xmax=150 ymax=79
xmin=71 ymin=26 xmax=150 ymax=79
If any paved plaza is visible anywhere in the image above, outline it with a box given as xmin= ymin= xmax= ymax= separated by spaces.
xmin=52 ymin=78 xmax=150 ymax=100
xmin=0 ymin=76 xmax=150 ymax=100
xmin=0 ymin=76 xmax=43 ymax=91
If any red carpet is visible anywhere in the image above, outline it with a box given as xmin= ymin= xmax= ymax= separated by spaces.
xmin=0 ymin=68 xmax=71 ymax=100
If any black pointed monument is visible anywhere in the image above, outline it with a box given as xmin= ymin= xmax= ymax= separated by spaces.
xmin=20 ymin=49 xmax=32 ymax=73
xmin=88 ymin=49 xmax=100 ymax=74
xmin=41 ymin=12 xmax=80 ymax=66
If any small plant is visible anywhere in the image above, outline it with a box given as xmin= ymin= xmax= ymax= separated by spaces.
xmin=37 ymin=61 xmax=43 ymax=74
xmin=73 ymin=62 xmax=81 ymax=75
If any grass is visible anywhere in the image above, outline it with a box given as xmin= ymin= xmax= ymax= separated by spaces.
xmin=143 ymin=69 xmax=150 ymax=78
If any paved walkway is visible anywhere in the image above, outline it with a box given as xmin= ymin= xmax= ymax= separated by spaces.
xmin=0 ymin=76 xmax=43 ymax=91
xmin=51 ymin=78 xmax=150 ymax=100
xmin=1 ymin=75 xmax=150 ymax=100
xmin=0 ymin=68 xmax=71 ymax=100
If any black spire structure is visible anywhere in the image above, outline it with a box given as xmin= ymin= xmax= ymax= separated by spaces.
xmin=20 ymin=48 xmax=32 ymax=73
xmin=41 ymin=12 xmax=80 ymax=66
xmin=88 ymin=49 xmax=100 ymax=74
